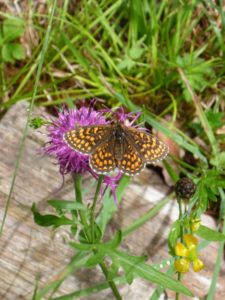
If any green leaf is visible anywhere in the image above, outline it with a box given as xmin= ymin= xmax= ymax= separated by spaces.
xmin=70 ymin=242 xmax=92 ymax=251
xmin=110 ymin=250 xmax=192 ymax=297
xmin=176 ymin=53 xmax=215 ymax=101
xmin=107 ymin=230 xmax=122 ymax=249
xmin=51 ymin=276 xmax=128 ymax=300
xmin=85 ymin=251 xmax=105 ymax=267
xmin=31 ymin=204 xmax=73 ymax=227
xmin=210 ymin=152 xmax=225 ymax=168
xmin=3 ymin=17 xmax=25 ymax=41
xmin=11 ymin=43 xmax=25 ymax=60
xmin=2 ymin=44 xmax=15 ymax=63
xmin=107 ymin=261 xmax=120 ymax=281
xmin=129 ymin=44 xmax=145 ymax=60
xmin=168 ymin=220 xmax=182 ymax=254
xmin=196 ymin=225 xmax=225 ymax=241
xmin=78 ymin=223 xmax=102 ymax=244
xmin=70 ymin=224 xmax=77 ymax=235
xmin=97 ymin=175 xmax=130 ymax=233
xmin=29 ymin=117 xmax=48 ymax=129
xmin=48 ymin=199 xmax=86 ymax=211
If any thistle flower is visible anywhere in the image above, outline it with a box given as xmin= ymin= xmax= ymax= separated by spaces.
xmin=44 ymin=105 xmax=108 ymax=175
xmin=174 ymin=234 xmax=204 ymax=273
xmin=43 ymin=104 xmax=133 ymax=203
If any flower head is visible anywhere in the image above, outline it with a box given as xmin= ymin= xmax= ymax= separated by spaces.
xmin=43 ymin=103 xmax=127 ymax=203
xmin=174 ymin=234 xmax=204 ymax=273
xmin=44 ymin=105 xmax=108 ymax=175
xmin=175 ymin=177 xmax=196 ymax=199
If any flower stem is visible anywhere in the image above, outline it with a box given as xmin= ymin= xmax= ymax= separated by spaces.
xmin=176 ymin=196 xmax=183 ymax=300
xmin=178 ymin=196 xmax=183 ymax=242
xmin=73 ymin=174 xmax=89 ymax=228
xmin=98 ymin=261 xmax=123 ymax=300
xmin=90 ymin=175 xmax=104 ymax=242
xmin=73 ymin=174 xmax=122 ymax=300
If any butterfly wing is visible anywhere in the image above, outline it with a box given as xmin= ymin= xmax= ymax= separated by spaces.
xmin=90 ymin=140 xmax=116 ymax=174
xmin=116 ymin=137 xmax=145 ymax=175
xmin=123 ymin=126 xmax=169 ymax=163
xmin=64 ymin=125 xmax=112 ymax=154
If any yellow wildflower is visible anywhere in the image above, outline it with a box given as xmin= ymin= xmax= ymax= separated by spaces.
xmin=174 ymin=234 xmax=204 ymax=273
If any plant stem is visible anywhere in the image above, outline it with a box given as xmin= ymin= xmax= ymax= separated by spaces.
xmin=206 ymin=188 xmax=225 ymax=300
xmin=90 ymin=175 xmax=104 ymax=242
xmin=176 ymin=196 xmax=183 ymax=300
xmin=73 ymin=174 xmax=89 ymax=228
xmin=178 ymin=196 xmax=183 ymax=242
xmin=73 ymin=174 xmax=122 ymax=300
xmin=0 ymin=0 xmax=57 ymax=236
xmin=98 ymin=261 xmax=123 ymax=300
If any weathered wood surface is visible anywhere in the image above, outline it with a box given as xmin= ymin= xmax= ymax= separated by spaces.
xmin=0 ymin=102 xmax=224 ymax=300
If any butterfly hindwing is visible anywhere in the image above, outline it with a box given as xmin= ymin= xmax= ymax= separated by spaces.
xmin=64 ymin=125 xmax=112 ymax=154
xmin=124 ymin=126 xmax=169 ymax=163
xmin=64 ymin=122 xmax=168 ymax=176
xmin=90 ymin=141 xmax=116 ymax=174
xmin=116 ymin=138 xmax=145 ymax=175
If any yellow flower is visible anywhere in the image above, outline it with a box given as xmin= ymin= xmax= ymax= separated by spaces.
xmin=174 ymin=234 xmax=204 ymax=273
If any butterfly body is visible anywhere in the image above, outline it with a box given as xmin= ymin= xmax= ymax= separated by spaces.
xmin=64 ymin=123 xmax=168 ymax=176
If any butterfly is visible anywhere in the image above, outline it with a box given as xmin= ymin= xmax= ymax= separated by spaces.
xmin=63 ymin=123 xmax=169 ymax=176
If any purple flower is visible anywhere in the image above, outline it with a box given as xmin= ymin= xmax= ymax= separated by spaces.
xmin=43 ymin=104 xmax=145 ymax=203
xmin=44 ymin=105 xmax=108 ymax=175
xmin=44 ymin=104 xmax=142 ymax=203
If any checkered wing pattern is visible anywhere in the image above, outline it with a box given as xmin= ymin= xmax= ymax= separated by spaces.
xmin=124 ymin=126 xmax=169 ymax=163
xmin=64 ymin=125 xmax=112 ymax=154
xmin=117 ymin=138 xmax=145 ymax=175
xmin=90 ymin=141 xmax=116 ymax=174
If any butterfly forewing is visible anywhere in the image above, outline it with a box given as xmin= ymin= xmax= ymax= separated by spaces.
xmin=64 ymin=122 xmax=168 ymax=176
xmin=116 ymin=138 xmax=145 ymax=175
xmin=90 ymin=140 xmax=116 ymax=174
xmin=64 ymin=125 xmax=112 ymax=154
xmin=124 ymin=126 xmax=169 ymax=163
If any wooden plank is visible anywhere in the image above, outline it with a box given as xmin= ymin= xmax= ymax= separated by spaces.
xmin=0 ymin=102 xmax=224 ymax=299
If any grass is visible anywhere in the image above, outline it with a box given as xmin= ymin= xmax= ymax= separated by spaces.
xmin=0 ymin=1 xmax=225 ymax=299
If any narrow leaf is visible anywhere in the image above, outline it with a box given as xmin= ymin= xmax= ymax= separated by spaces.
xmin=196 ymin=225 xmax=225 ymax=241
xmin=48 ymin=199 xmax=86 ymax=211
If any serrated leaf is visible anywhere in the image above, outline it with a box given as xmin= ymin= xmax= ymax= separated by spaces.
xmin=196 ymin=225 xmax=225 ymax=241
xmin=31 ymin=204 xmax=73 ymax=227
xmin=109 ymin=250 xmax=192 ymax=296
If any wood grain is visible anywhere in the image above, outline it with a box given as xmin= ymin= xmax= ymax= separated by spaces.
xmin=0 ymin=102 xmax=224 ymax=300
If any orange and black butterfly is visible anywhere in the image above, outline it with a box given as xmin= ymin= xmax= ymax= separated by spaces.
xmin=63 ymin=123 xmax=168 ymax=176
